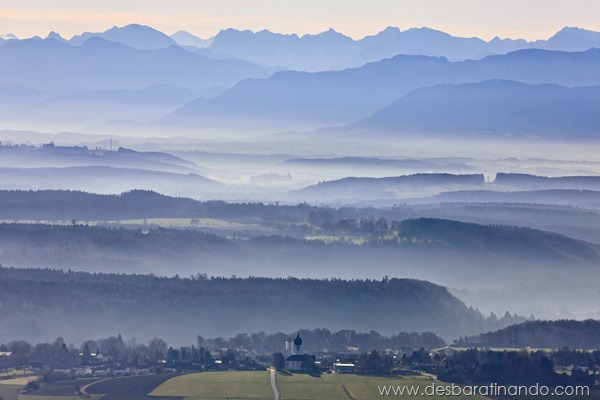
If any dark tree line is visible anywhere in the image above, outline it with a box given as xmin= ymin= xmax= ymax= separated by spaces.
xmin=437 ymin=349 xmax=595 ymax=387
xmin=462 ymin=319 xmax=600 ymax=349
xmin=197 ymin=329 xmax=446 ymax=355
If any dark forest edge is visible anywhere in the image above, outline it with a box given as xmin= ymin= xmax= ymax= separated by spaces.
xmin=0 ymin=267 xmax=526 ymax=344
xmin=461 ymin=319 xmax=600 ymax=349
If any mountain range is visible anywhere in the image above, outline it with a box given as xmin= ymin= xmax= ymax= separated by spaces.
xmin=3 ymin=23 xmax=600 ymax=136
xmin=5 ymin=24 xmax=600 ymax=71
xmin=0 ymin=37 xmax=272 ymax=91
xmin=290 ymin=172 xmax=600 ymax=204
xmin=352 ymin=80 xmax=600 ymax=136
xmin=68 ymin=24 xmax=177 ymax=50
xmin=190 ymin=26 xmax=600 ymax=71
xmin=185 ymin=26 xmax=600 ymax=71
xmin=166 ymin=48 xmax=600 ymax=132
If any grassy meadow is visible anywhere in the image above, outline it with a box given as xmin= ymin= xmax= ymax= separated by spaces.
xmin=276 ymin=372 xmax=490 ymax=400
xmin=149 ymin=371 xmax=272 ymax=399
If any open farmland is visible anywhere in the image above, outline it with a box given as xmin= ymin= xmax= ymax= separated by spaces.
xmin=84 ymin=374 xmax=181 ymax=399
xmin=0 ymin=384 xmax=23 ymax=400
xmin=149 ymin=371 xmax=271 ymax=399
xmin=147 ymin=371 xmax=490 ymax=400
xmin=276 ymin=372 xmax=490 ymax=400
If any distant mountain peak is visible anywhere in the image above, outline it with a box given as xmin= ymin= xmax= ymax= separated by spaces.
xmin=545 ymin=26 xmax=600 ymax=51
xmin=0 ymin=33 xmax=18 ymax=40
xmin=78 ymin=36 xmax=131 ymax=50
xmin=171 ymin=30 xmax=213 ymax=47
xmin=68 ymin=23 xmax=177 ymax=50
xmin=558 ymin=26 xmax=588 ymax=33
xmin=106 ymin=23 xmax=156 ymax=33
xmin=46 ymin=31 xmax=68 ymax=43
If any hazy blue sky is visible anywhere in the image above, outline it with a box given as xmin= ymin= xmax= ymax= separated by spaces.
xmin=1 ymin=0 xmax=599 ymax=40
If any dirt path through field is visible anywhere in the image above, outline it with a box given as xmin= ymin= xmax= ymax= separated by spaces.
xmin=269 ymin=368 xmax=280 ymax=400
xmin=340 ymin=382 xmax=356 ymax=400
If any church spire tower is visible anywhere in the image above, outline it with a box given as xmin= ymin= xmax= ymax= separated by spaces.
xmin=293 ymin=332 xmax=303 ymax=354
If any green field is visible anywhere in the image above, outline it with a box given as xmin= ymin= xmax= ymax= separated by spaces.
xmin=105 ymin=218 xmax=247 ymax=229
xmin=0 ymin=370 xmax=31 ymax=378
xmin=149 ymin=371 xmax=272 ymax=400
xmin=147 ymin=371 xmax=490 ymax=400
xmin=0 ymin=384 xmax=23 ymax=400
xmin=0 ymin=378 xmax=35 ymax=386
xmin=276 ymin=373 xmax=489 ymax=400
xmin=19 ymin=396 xmax=84 ymax=400
xmin=0 ymin=218 xmax=269 ymax=232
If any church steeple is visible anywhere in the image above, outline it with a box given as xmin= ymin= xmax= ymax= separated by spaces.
xmin=293 ymin=333 xmax=302 ymax=354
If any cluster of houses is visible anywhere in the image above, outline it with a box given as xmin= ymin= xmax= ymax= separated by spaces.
xmin=3 ymin=334 xmax=453 ymax=379
xmin=279 ymin=333 xmax=359 ymax=374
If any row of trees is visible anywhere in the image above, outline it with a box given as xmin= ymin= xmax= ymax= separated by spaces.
xmin=0 ymin=266 xmax=495 ymax=342
xmin=438 ymin=349 xmax=596 ymax=386
xmin=465 ymin=319 xmax=600 ymax=349
xmin=197 ymin=329 xmax=446 ymax=355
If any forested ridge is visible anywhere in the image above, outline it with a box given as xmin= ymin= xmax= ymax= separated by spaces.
xmin=0 ymin=267 xmax=523 ymax=344
xmin=463 ymin=319 xmax=600 ymax=349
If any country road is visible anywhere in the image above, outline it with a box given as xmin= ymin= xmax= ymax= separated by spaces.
xmin=269 ymin=368 xmax=280 ymax=400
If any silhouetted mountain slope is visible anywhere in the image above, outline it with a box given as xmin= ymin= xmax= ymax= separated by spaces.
xmin=429 ymin=190 xmax=600 ymax=208
xmin=544 ymin=27 xmax=600 ymax=52
xmin=171 ymin=31 xmax=213 ymax=47
xmin=167 ymin=49 xmax=600 ymax=131
xmin=69 ymin=24 xmax=177 ymax=50
xmin=0 ymin=33 xmax=18 ymax=43
xmin=0 ymin=220 xmax=596 ymax=325
xmin=206 ymin=26 xmax=600 ymax=71
xmin=0 ymin=37 xmax=272 ymax=91
xmin=352 ymin=27 xmax=494 ymax=65
xmin=0 ymin=144 xmax=197 ymax=173
xmin=398 ymin=218 xmax=598 ymax=264
xmin=0 ymin=190 xmax=313 ymax=221
xmin=354 ymin=80 xmax=600 ymax=137
xmin=0 ymin=166 xmax=220 ymax=198
xmin=209 ymin=28 xmax=355 ymax=71
xmin=473 ymin=319 xmax=600 ymax=349
xmin=51 ymin=84 xmax=200 ymax=106
xmin=495 ymin=173 xmax=600 ymax=190
xmin=282 ymin=157 xmax=437 ymax=169
xmin=0 ymin=266 xmax=494 ymax=343
xmin=293 ymin=174 xmax=485 ymax=202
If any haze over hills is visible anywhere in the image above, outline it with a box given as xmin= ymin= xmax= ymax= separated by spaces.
xmin=6 ymin=24 xmax=600 ymax=70
xmin=3 ymin=20 xmax=600 ymax=348
xmin=167 ymin=48 xmax=600 ymax=132
xmin=0 ymin=143 xmax=198 ymax=173
xmin=0 ymin=267 xmax=496 ymax=343
xmin=68 ymin=24 xmax=178 ymax=50
xmin=171 ymin=30 xmax=214 ymax=48
xmin=4 ymin=24 xmax=600 ymax=134
xmin=0 ymin=37 xmax=272 ymax=91
xmin=352 ymin=80 xmax=600 ymax=137
xmin=0 ymin=34 xmax=273 ymax=131
xmin=470 ymin=319 xmax=600 ymax=349
xmin=205 ymin=26 xmax=600 ymax=71
xmin=290 ymin=172 xmax=600 ymax=204
xmin=293 ymin=173 xmax=485 ymax=203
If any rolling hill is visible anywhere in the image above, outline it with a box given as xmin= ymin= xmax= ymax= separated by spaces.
xmin=206 ymin=26 xmax=600 ymax=71
xmin=352 ymin=80 xmax=600 ymax=137
xmin=68 ymin=23 xmax=179 ymax=50
xmin=292 ymin=173 xmax=485 ymax=202
xmin=0 ymin=37 xmax=272 ymax=91
xmin=472 ymin=319 xmax=600 ymax=349
xmin=166 ymin=49 xmax=600 ymax=131
xmin=0 ymin=266 xmax=494 ymax=343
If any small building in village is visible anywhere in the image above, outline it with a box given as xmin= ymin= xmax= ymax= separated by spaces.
xmin=284 ymin=333 xmax=316 ymax=372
